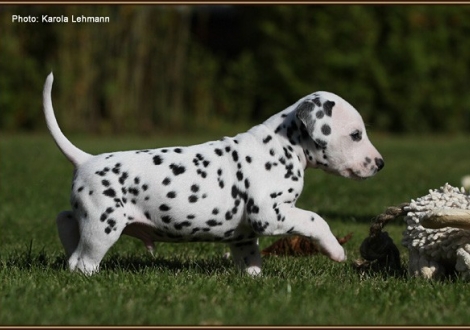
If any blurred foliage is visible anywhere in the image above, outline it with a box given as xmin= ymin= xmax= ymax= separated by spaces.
xmin=1 ymin=5 xmax=470 ymax=134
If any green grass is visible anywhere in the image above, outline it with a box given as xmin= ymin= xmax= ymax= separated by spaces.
xmin=1 ymin=132 xmax=470 ymax=325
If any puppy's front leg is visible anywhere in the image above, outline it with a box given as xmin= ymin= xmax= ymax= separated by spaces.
xmin=267 ymin=204 xmax=346 ymax=262
xmin=228 ymin=239 xmax=262 ymax=276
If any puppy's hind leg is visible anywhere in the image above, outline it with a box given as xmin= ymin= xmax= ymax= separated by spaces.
xmin=67 ymin=214 xmax=122 ymax=275
xmin=56 ymin=211 xmax=80 ymax=258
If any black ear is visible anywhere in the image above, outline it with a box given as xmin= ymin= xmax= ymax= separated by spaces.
xmin=295 ymin=100 xmax=316 ymax=137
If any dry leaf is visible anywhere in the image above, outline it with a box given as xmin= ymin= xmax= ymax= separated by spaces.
xmin=261 ymin=233 xmax=353 ymax=256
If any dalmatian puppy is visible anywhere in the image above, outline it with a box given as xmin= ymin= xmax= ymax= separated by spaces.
xmin=43 ymin=72 xmax=384 ymax=275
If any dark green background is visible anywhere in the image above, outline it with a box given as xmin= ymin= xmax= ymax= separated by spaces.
xmin=2 ymin=5 xmax=470 ymax=134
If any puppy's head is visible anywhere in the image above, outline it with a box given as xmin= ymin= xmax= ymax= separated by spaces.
xmin=296 ymin=91 xmax=384 ymax=179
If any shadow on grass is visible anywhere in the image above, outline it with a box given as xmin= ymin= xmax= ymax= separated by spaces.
xmin=2 ymin=244 xmax=233 ymax=276
xmin=99 ymin=253 xmax=233 ymax=275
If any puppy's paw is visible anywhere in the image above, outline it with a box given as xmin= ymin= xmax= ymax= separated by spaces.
xmin=323 ymin=245 xmax=346 ymax=262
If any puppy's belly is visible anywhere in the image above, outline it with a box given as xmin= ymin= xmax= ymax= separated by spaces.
xmin=122 ymin=216 xmax=256 ymax=244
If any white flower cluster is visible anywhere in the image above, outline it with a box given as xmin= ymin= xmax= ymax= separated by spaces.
xmin=402 ymin=183 xmax=470 ymax=279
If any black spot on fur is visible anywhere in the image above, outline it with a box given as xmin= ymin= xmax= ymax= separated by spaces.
xmin=170 ymin=164 xmax=186 ymax=176
xmin=283 ymin=147 xmax=293 ymax=159
xmin=263 ymin=135 xmax=272 ymax=144
xmin=197 ymin=169 xmax=207 ymax=178
xmin=128 ymin=187 xmax=139 ymax=196
xmin=119 ymin=172 xmax=129 ymax=185
xmin=246 ymin=198 xmax=260 ymax=214
xmin=231 ymin=185 xmax=238 ymax=199
xmin=159 ymin=204 xmax=170 ymax=211
xmin=206 ymin=219 xmax=221 ymax=227
xmin=167 ymin=191 xmax=176 ymax=198
xmin=321 ymin=124 xmax=331 ymax=136
xmin=215 ymin=148 xmax=223 ymax=156
xmin=232 ymin=151 xmax=239 ymax=162
xmin=162 ymin=177 xmax=171 ymax=186
xmin=252 ymin=220 xmax=269 ymax=233
xmin=323 ymin=100 xmax=335 ymax=116
xmin=153 ymin=155 xmax=163 ymax=165
xmin=103 ymin=188 xmax=116 ymax=197
xmin=189 ymin=195 xmax=198 ymax=203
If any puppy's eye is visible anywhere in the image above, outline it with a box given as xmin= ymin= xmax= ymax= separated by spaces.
xmin=350 ymin=130 xmax=362 ymax=142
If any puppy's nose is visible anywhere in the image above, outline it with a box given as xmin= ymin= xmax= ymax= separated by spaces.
xmin=375 ymin=158 xmax=384 ymax=171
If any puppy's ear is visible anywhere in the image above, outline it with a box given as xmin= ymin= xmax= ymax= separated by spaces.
xmin=295 ymin=100 xmax=317 ymax=139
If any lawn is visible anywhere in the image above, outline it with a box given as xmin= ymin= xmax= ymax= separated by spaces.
xmin=1 ymin=132 xmax=470 ymax=325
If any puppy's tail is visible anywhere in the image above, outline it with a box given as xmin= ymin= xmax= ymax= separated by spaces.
xmin=43 ymin=72 xmax=92 ymax=166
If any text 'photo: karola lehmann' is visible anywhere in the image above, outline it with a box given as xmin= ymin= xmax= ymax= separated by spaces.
xmin=12 ymin=14 xmax=110 ymax=23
